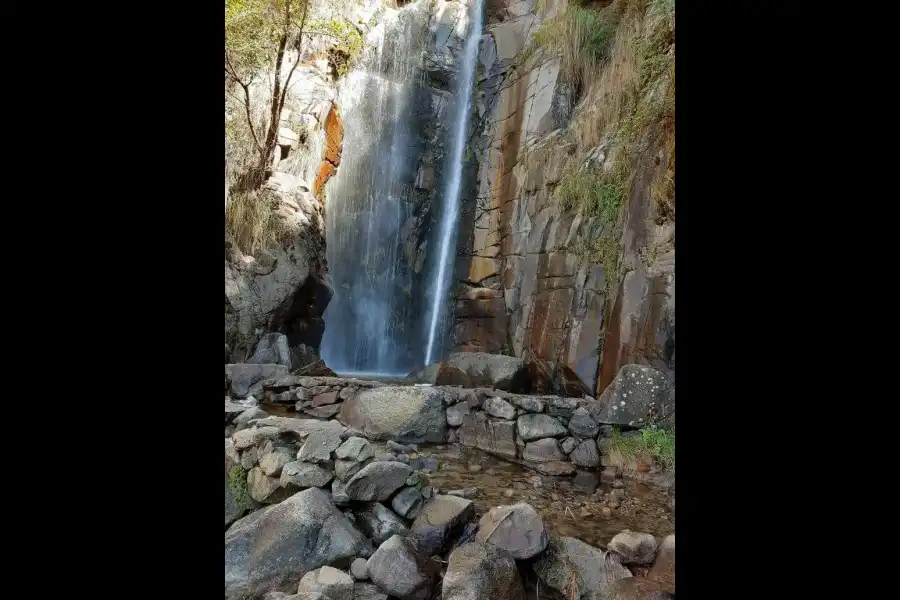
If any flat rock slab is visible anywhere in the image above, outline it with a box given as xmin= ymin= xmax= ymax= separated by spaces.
xmin=224 ymin=488 xmax=370 ymax=599
xmin=517 ymin=414 xmax=568 ymax=441
xmin=339 ymin=386 xmax=449 ymax=444
xmin=226 ymin=363 xmax=290 ymax=397
xmin=252 ymin=416 xmax=347 ymax=440
xmin=345 ymin=461 xmax=413 ymax=502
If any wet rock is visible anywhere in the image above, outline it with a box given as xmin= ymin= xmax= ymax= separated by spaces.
xmin=533 ymin=536 xmax=632 ymax=599
xmin=509 ymin=395 xmax=544 ymax=413
xmin=388 ymin=440 xmax=414 ymax=454
xmin=527 ymin=460 xmax=577 ymax=476
xmin=349 ymin=502 xmax=409 ymax=545
xmin=613 ymin=480 xmax=625 ymax=489
xmin=345 ymin=461 xmax=413 ymax=502
xmin=396 ymin=453 xmax=410 ymax=463
xmin=573 ymin=471 xmax=600 ymax=492
xmin=571 ymin=439 xmax=601 ymax=468
xmin=410 ymin=494 xmax=477 ymax=555
xmin=504 ymin=489 xmax=515 ymax=498
xmin=592 ymin=577 xmax=675 ymax=600
xmin=547 ymin=397 xmax=579 ymax=420
xmin=459 ymin=412 xmax=517 ymax=458
xmin=561 ymin=436 xmax=578 ymax=454
xmin=568 ymin=407 xmax=600 ymax=438
xmin=339 ymin=386 xmax=449 ymax=443
xmin=517 ymin=414 xmax=568 ymax=441
xmin=392 ymin=486 xmax=425 ymax=519
xmin=589 ymin=365 xmax=675 ymax=427
xmin=367 ymin=535 xmax=440 ymax=600
xmin=447 ymin=487 xmax=478 ymax=499
xmin=484 ymin=397 xmax=516 ymax=420
xmin=468 ymin=464 xmax=482 ymax=473
xmin=523 ymin=438 xmax=566 ymax=462
xmin=609 ymin=531 xmax=658 ymax=565
xmin=296 ymin=566 xmax=354 ymax=599
xmin=354 ymin=582 xmax=387 ymax=600
xmin=475 ymin=502 xmax=548 ymax=559
xmin=298 ymin=427 xmax=343 ymax=464
xmin=413 ymin=353 xmax=527 ymax=391
xmin=280 ymin=461 xmax=333 ymax=489
xmin=647 ymin=535 xmax=675 ymax=592
xmin=601 ymin=467 xmax=619 ymax=483
xmin=351 ymin=557 xmax=369 ymax=581
xmin=442 ymin=542 xmax=525 ymax=600
xmin=226 ymin=363 xmax=290 ymax=398
xmin=224 ymin=488 xmax=370 ymax=599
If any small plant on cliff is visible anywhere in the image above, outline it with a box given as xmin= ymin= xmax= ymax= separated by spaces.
xmin=226 ymin=188 xmax=290 ymax=255
xmin=556 ymin=165 xmax=624 ymax=225
xmin=314 ymin=18 xmax=363 ymax=77
xmin=608 ymin=425 xmax=675 ymax=474
xmin=228 ymin=465 xmax=252 ymax=506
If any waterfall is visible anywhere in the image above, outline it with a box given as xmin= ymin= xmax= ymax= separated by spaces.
xmin=320 ymin=0 xmax=484 ymax=377
xmin=423 ymin=0 xmax=484 ymax=366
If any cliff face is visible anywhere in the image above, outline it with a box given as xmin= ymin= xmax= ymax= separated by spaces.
xmin=454 ymin=0 xmax=676 ymax=394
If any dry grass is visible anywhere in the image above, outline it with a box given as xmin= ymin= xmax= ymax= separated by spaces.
xmin=225 ymin=188 xmax=289 ymax=256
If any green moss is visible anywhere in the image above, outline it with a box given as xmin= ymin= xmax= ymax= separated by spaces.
xmin=228 ymin=466 xmax=251 ymax=506
xmin=608 ymin=425 xmax=676 ymax=474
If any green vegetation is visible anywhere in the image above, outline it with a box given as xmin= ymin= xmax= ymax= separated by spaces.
xmin=228 ymin=466 xmax=252 ymax=506
xmin=313 ymin=18 xmax=363 ymax=76
xmin=557 ymin=166 xmax=624 ymax=224
xmin=226 ymin=189 xmax=291 ymax=255
xmin=608 ymin=425 xmax=676 ymax=474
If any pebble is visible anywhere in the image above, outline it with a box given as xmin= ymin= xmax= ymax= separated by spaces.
xmin=531 ymin=476 xmax=543 ymax=488
xmin=513 ymin=482 xmax=527 ymax=490
xmin=551 ymin=493 xmax=560 ymax=501
xmin=468 ymin=464 xmax=483 ymax=473
xmin=350 ymin=557 xmax=368 ymax=580
xmin=602 ymin=507 xmax=612 ymax=517
xmin=613 ymin=480 xmax=624 ymax=489
xmin=485 ymin=468 xmax=498 ymax=476
xmin=504 ymin=489 xmax=515 ymax=498
xmin=396 ymin=453 xmax=410 ymax=464
xmin=579 ymin=508 xmax=592 ymax=518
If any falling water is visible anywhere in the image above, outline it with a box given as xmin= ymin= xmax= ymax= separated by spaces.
xmin=423 ymin=0 xmax=484 ymax=366
xmin=320 ymin=2 xmax=432 ymax=377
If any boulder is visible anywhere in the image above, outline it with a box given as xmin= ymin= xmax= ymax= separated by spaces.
xmin=647 ymin=535 xmax=675 ymax=593
xmin=533 ymin=536 xmax=632 ymax=599
xmin=412 ymin=352 xmax=527 ymax=391
xmin=280 ymin=461 xmax=333 ymax=489
xmin=226 ymin=363 xmax=290 ymax=398
xmin=252 ymin=416 xmax=347 ymax=440
xmin=442 ymin=542 xmax=525 ymax=600
xmin=589 ymin=365 xmax=675 ymax=427
xmin=335 ymin=458 xmax=368 ymax=482
xmin=409 ymin=494 xmax=477 ymax=555
xmin=354 ymin=582 xmax=388 ymax=600
xmin=458 ymin=412 xmax=517 ymax=458
xmin=547 ymin=397 xmax=579 ymax=419
xmin=392 ymin=486 xmax=425 ymax=519
xmin=248 ymin=332 xmax=292 ymax=368
xmin=523 ymin=438 xmax=566 ymax=463
xmin=345 ymin=461 xmax=413 ymax=502
xmin=517 ymin=414 xmax=567 ymax=441
xmin=474 ymin=503 xmax=548 ymax=559
xmin=348 ymin=502 xmax=409 ymax=545
xmin=350 ymin=557 xmax=369 ymax=581
xmin=259 ymin=447 xmax=293 ymax=477
xmin=608 ymin=531 xmax=658 ymax=565
xmin=339 ymin=386 xmax=449 ymax=443
xmin=225 ymin=400 xmax=248 ymax=423
xmin=234 ymin=406 xmax=269 ymax=431
xmin=312 ymin=390 xmax=340 ymax=407
xmin=331 ymin=479 xmax=351 ymax=506
xmin=224 ymin=488 xmax=370 ymax=599
xmin=525 ymin=354 xmax=592 ymax=397
xmin=484 ymin=397 xmax=516 ymax=420
xmin=446 ymin=402 xmax=469 ymax=426
xmin=335 ymin=437 xmax=374 ymax=462
xmin=561 ymin=437 xmax=578 ymax=454
xmin=298 ymin=427 xmax=344 ymax=464
xmin=303 ymin=404 xmax=342 ymax=419
xmin=509 ymin=394 xmax=545 ymax=413
xmin=571 ymin=439 xmax=601 ymax=468
xmin=568 ymin=407 xmax=600 ymax=438
xmin=233 ymin=426 xmax=282 ymax=450
xmin=366 ymin=535 xmax=440 ymax=600
xmin=248 ymin=466 xmax=288 ymax=503
xmin=296 ymin=566 xmax=354 ymax=599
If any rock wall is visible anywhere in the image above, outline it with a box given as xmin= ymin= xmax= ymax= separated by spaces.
xmin=453 ymin=0 xmax=676 ymax=396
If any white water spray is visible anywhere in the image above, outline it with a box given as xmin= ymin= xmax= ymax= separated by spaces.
xmin=423 ymin=0 xmax=484 ymax=366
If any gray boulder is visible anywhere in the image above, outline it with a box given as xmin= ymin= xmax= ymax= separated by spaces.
xmin=280 ymin=461 xmax=333 ymax=489
xmin=298 ymin=427 xmax=343 ymax=464
xmin=523 ymin=438 xmax=566 ymax=463
xmin=458 ymin=412 xmax=517 ymax=458
xmin=442 ymin=542 xmax=525 ymax=600
xmin=533 ymin=536 xmax=632 ymax=599
xmin=517 ymin=414 xmax=567 ymax=441
xmin=354 ymin=582 xmax=387 ymax=600
xmin=247 ymin=332 xmax=292 ymax=368
xmin=590 ymin=365 xmax=675 ymax=427
xmin=348 ymin=502 xmax=409 ymax=545
xmin=350 ymin=557 xmax=369 ymax=581
xmin=409 ymin=494 xmax=476 ymax=555
xmin=248 ymin=466 xmax=289 ymax=503
xmin=412 ymin=353 xmax=528 ymax=391
xmin=224 ymin=488 xmax=371 ymax=599
xmin=568 ymin=407 xmax=600 ymax=438
xmin=335 ymin=437 xmax=374 ymax=462
xmin=609 ymin=531 xmax=659 ymax=566
xmin=367 ymin=535 xmax=440 ymax=600
xmin=391 ymin=486 xmax=425 ymax=519
xmin=335 ymin=458 xmax=368 ymax=482
xmin=226 ymin=363 xmax=290 ymax=398
xmin=571 ymin=439 xmax=601 ymax=468
xmin=339 ymin=386 xmax=448 ymax=443
xmin=345 ymin=461 xmax=413 ymax=502
xmin=259 ymin=447 xmax=293 ymax=477
xmin=296 ymin=566 xmax=354 ymax=599
xmin=474 ymin=503 xmax=548 ymax=559
xmin=484 ymin=397 xmax=516 ymax=420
